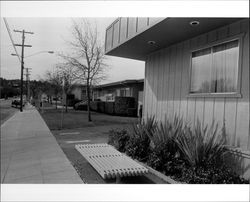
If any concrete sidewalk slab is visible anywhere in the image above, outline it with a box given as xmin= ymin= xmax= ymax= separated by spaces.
xmin=1 ymin=104 xmax=83 ymax=183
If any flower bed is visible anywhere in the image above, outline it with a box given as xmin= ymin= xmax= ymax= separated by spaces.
xmin=108 ymin=116 xmax=249 ymax=184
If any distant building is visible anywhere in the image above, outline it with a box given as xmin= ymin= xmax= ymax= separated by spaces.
xmin=92 ymin=79 xmax=144 ymax=115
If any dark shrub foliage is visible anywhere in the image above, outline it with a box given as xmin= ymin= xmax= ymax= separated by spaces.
xmin=127 ymin=108 xmax=137 ymax=117
xmin=177 ymin=164 xmax=249 ymax=184
xmin=108 ymin=129 xmax=130 ymax=153
xmin=108 ymin=116 xmax=249 ymax=184
xmin=104 ymin=102 xmax=115 ymax=115
xmin=125 ymin=135 xmax=151 ymax=162
xmin=147 ymin=142 xmax=186 ymax=176
xmin=90 ymin=101 xmax=98 ymax=111
xmin=124 ymin=117 xmax=157 ymax=161
xmin=114 ymin=97 xmax=135 ymax=116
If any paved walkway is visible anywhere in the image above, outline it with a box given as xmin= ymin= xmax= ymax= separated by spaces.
xmin=1 ymin=104 xmax=83 ymax=183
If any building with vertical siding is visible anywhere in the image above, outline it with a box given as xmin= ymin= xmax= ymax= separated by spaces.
xmin=104 ymin=18 xmax=250 ymax=178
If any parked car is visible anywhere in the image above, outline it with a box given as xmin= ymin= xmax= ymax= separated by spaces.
xmin=11 ymin=99 xmax=25 ymax=108
xmin=74 ymin=100 xmax=88 ymax=110
xmin=68 ymin=99 xmax=81 ymax=107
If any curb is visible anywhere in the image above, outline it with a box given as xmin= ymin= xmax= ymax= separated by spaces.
xmin=134 ymin=159 xmax=180 ymax=184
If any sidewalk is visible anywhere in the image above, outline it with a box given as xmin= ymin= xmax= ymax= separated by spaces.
xmin=1 ymin=104 xmax=83 ymax=183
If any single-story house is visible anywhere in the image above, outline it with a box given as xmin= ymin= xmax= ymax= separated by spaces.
xmin=92 ymin=79 xmax=144 ymax=115
xmin=105 ymin=18 xmax=249 ymax=177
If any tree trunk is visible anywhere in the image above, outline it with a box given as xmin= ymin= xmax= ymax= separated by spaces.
xmin=55 ymin=97 xmax=57 ymax=109
xmin=65 ymin=95 xmax=68 ymax=113
xmin=87 ymin=80 xmax=92 ymax=122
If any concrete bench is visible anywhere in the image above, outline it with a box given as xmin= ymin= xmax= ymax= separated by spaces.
xmin=75 ymin=143 xmax=148 ymax=183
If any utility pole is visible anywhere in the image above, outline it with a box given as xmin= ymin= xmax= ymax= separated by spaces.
xmin=24 ymin=68 xmax=32 ymax=102
xmin=14 ymin=29 xmax=33 ymax=112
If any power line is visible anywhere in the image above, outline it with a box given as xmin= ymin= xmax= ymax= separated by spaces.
xmin=3 ymin=18 xmax=21 ymax=63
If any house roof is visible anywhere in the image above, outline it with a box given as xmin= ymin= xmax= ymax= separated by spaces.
xmin=93 ymin=79 xmax=144 ymax=89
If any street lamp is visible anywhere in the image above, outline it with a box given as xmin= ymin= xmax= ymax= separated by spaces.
xmin=11 ymin=50 xmax=54 ymax=58
xmin=11 ymin=50 xmax=54 ymax=110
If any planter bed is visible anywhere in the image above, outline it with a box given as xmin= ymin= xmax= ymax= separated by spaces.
xmin=134 ymin=159 xmax=180 ymax=184
xmin=108 ymin=117 xmax=249 ymax=184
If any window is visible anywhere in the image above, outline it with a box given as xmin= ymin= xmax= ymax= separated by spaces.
xmin=120 ymin=88 xmax=131 ymax=97
xmin=190 ymin=39 xmax=240 ymax=94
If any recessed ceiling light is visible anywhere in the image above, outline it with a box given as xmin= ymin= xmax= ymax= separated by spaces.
xmin=148 ymin=41 xmax=156 ymax=45
xmin=190 ymin=21 xmax=200 ymax=26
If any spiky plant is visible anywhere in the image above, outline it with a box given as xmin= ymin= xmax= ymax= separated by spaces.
xmin=148 ymin=115 xmax=184 ymax=149
xmin=125 ymin=116 xmax=157 ymax=161
xmin=176 ymin=120 xmax=228 ymax=168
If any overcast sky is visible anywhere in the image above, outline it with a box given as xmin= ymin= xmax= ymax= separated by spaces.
xmin=1 ymin=1 xmax=248 ymax=86
xmin=1 ymin=17 xmax=145 ymax=84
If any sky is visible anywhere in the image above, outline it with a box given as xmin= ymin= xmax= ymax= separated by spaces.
xmin=1 ymin=17 xmax=145 ymax=84
xmin=1 ymin=1 xmax=248 ymax=86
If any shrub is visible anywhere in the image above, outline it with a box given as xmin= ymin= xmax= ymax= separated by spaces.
xmin=125 ymin=117 xmax=157 ymax=161
xmin=147 ymin=116 xmax=186 ymax=176
xmin=98 ymin=101 xmax=105 ymax=113
xmin=148 ymin=116 xmax=184 ymax=149
xmin=114 ymin=97 xmax=135 ymax=116
xmin=90 ymin=101 xmax=98 ymax=111
xmin=104 ymin=102 xmax=115 ymax=114
xmin=108 ymin=129 xmax=130 ymax=153
xmin=147 ymin=142 xmax=186 ymax=176
xmin=127 ymin=108 xmax=137 ymax=117
xmin=178 ymin=164 xmax=249 ymax=184
xmin=125 ymin=136 xmax=150 ymax=162
xmin=108 ymin=116 xmax=248 ymax=184
xmin=176 ymin=120 xmax=228 ymax=168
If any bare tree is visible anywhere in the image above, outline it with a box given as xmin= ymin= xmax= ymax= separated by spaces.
xmin=59 ymin=19 xmax=107 ymax=121
xmin=44 ymin=68 xmax=63 ymax=109
xmin=56 ymin=63 xmax=78 ymax=112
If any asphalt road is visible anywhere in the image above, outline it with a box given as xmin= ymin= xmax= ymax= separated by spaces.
xmin=0 ymin=99 xmax=18 ymax=125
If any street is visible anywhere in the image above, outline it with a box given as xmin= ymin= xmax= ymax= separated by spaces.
xmin=0 ymin=99 xmax=18 ymax=125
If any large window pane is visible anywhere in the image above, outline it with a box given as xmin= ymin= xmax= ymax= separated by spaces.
xmin=190 ymin=48 xmax=212 ymax=93
xmin=190 ymin=39 xmax=239 ymax=94
xmin=212 ymin=40 xmax=239 ymax=92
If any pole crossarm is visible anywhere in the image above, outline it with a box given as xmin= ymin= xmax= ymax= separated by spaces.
xmin=14 ymin=44 xmax=32 ymax=47
xmin=14 ymin=29 xmax=34 ymax=34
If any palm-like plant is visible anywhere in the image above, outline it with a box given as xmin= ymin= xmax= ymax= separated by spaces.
xmin=126 ymin=116 xmax=157 ymax=161
xmin=131 ymin=116 xmax=158 ymax=139
xmin=176 ymin=120 xmax=228 ymax=168
xmin=148 ymin=115 xmax=184 ymax=149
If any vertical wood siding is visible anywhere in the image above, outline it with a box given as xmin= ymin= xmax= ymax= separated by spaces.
xmin=144 ymin=19 xmax=250 ymax=150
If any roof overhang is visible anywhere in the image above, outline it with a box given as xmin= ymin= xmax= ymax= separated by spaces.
xmin=93 ymin=79 xmax=144 ymax=90
xmin=105 ymin=18 xmax=243 ymax=61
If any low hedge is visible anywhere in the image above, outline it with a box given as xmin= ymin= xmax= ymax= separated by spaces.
xmin=90 ymin=97 xmax=137 ymax=117
xmin=114 ymin=97 xmax=136 ymax=116
xmin=105 ymin=102 xmax=115 ymax=115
